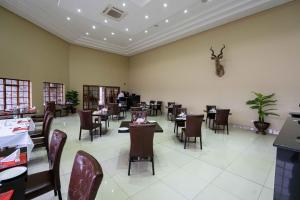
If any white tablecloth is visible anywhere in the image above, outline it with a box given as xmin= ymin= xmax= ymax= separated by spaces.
xmin=0 ymin=118 xmax=35 ymax=160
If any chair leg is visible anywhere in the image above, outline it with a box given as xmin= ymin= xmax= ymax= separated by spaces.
xmin=79 ymin=128 xmax=82 ymax=140
xmin=227 ymin=124 xmax=229 ymax=134
xmin=174 ymin=122 xmax=176 ymax=133
xmin=128 ymin=157 xmax=131 ymax=176
xmin=58 ymin=189 xmax=62 ymax=200
xmin=54 ymin=190 xmax=57 ymax=196
xmin=151 ymin=157 xmax=155 ymax=175
xmin=184 ymin=137 xmax=187 ymax=149
xmin=214 ymin=122 xmax=216 ymax=133
xmin=90 ymin=130 xmax=93 ymax=142
xmin=194 ymin=137 xmax=197 ymax=143
xmin=200 ymin=135 xmax=202 ymax=150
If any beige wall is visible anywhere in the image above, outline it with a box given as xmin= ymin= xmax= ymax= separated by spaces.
xmin=68 ymin=45 xmax=129 ymax=109
xmin=0 ymin=6 xmax=69 ymax=113
xmin=129 ymin=1 xmax=300 ymax=131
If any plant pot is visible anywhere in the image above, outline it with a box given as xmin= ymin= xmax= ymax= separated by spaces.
xmin=254 ymin=121 xmax=270 ymax=134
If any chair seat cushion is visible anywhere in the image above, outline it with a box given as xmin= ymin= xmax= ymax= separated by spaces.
xmin=29 ymin=130 xmax=43 ymax=138
xmin=25 ymin=171 xmax=54 ymax=199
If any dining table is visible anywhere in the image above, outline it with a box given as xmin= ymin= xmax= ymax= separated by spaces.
xmin=0 ymin=118 xmax=35 ymax=160
xmin=118 ymin=121 xmax=163 ymax=133
xmin=92 ymin=111 xmax=110 ymax=131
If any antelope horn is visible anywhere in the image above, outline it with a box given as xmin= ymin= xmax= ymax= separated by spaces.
xmin=210 ymin=47 xmax=216 ymax=57
xmin=218 ymin=44 xmax=225 ymax=57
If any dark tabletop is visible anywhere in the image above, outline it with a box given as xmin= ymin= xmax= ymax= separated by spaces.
xmin=118 ymin=121 xmax=163 ymax=133
xmin=274 ymin=117 xmax=300 ymax=152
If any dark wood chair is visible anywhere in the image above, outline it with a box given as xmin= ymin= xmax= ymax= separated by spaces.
xmin=131 ymin=111 xmax=147 ymax=122
xmin=108 ymin=103 xmax=120 ymax=120
xmin=25 ymin=129 xmax=67 ymax=200
xmin=31 ymin=113 xmax=54 ymax=157
xmin=79 ymin=110 xmax=102 ymax=142
xmin=68 ymin=151 xmax=103 ymax=200
xmin=31 ymin=101 xmax=56 ymax=122
xmin=154 ymin=101 xmax=163 ymax=115
xmin=167 ymin=102 xmax=175 ymax=120
xmin=213 ymin=109 xmax=230 ymax=134
xmin=128 ymin=124 xmax=156 ymax=176
xmin=206 ymin=105 xmax=216 ymax=128
xmin=171 ymin=104 xmax=182 ymax=121
xmin=181 ymin=115 xmax=204 ymax=149
xmin=149 ymin=100 xmax=156 ymax=116
xmin=29 ymin=111 xmax=51 ymax=138
xmin=174 ymin=108 xmax=187 ymax=134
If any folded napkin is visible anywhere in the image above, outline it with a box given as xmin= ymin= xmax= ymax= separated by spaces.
xmin=12 ymin=127 xmax=29 ymax=133
xmin=93 ymin=111 xmax=101 ymax=115
xmin=17 ymin=119 xmax=29 ymax=124
xmin=0 ymin=149 xmax=20 ymax=163
xmin=0 ymin=152 xmax=27 ymax=169
xmin=0 ymin=190 xmax=14 ymax=200
xmin=136 ymin=118 xmax=145 ymax=124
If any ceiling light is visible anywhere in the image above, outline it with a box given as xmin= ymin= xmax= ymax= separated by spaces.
xmin=104 ymin=37 xmax=107 ymax=41
xmin=77 ymin=8 xmax=81 ymax=13
xmin=85 ymin=32 xmax=89 ymax=35
xmin=122 ymin=2 xmax=126 ymax=7
xmin=125 ymin=28 xmax=129 ymax=32
xmin=165 ymin=19 xmax=169 ymax=23
xmin=129 ymin=38 xmax=132 ymax=41
xmin=92 ymin=25 xmax=96 ymax=29
xmin=66 ymin=17 xmax=71 ymax=21
xmin=145 ymin=15 xmax=149 ymax=19
xmin=163 ymin=3 xmax=168 ymax=8
xmin=184 ymin=9 xmax=188 ymax=14
xmin=111 ymin=32 xmax=115 ymax=35
xmin=104 ymin=19 xmax=108 ymax=23
xmin=144 ymin=30 xmax=148 ymax=34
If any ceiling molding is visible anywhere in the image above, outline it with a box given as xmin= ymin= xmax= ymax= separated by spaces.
xmin=0 ymin=0 xmax=292 ymax=56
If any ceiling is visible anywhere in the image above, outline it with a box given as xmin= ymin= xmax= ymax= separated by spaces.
xmin=0 ymin=0 xmax=292 ymax=56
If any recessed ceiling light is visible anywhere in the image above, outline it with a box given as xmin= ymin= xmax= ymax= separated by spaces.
xmin=184 ymin=9 xmax=188 ymax=14
xmin=104 ymin=19 xmax=108 ymax=23
xmin=145 ymin=15 xmax=149 ymax=19
xmin=85 ymin=32 xmax=89 ymax=35
xmin=165 ymin=19 xmax=169 ymax=23
xmin=66 ymin=17 xmax=71 ymax=21
xmin=104 ymin=37 xmax=107 ymax=41
xmin=122 ymin=2 xmax=126 ymax=7
xmin=111 ymin=32 xmax=115 ymax=35
xmin=92 ymin=25 xmax=96 ymax=29
xmin=163 ymin=3 xmax=168 ymax=8
xmin=125 ymin=28 xmax=129 ymax=32
xmin=129 ymin=38 xmax=132 ymax=41
xmin=144 ymin=30 xmax=148 ymax=34
xmin=77 ymin=8 xmax=81 ymax=13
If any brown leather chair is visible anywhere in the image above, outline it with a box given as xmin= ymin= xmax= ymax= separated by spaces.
xmin=131 ymin=107 xmax=143 ymax=112
xmin=128 ymin=124 xmax=156 ymax=176
xmin=174 ymin=108 xmax=187 ymax=134
xmin=30 ymin=111 xmax=51 ymax=138
xmin=32 ymin=113 xmax=54 ymax=157
xmin=206 ymin=105 xmax=216 ymax=128
xmin=31 ymin=102 xmax=56 ymax=122
xmin=68 ymin=151 xmax=103 ymax=200
xmin=79 ymin=110 xmax=102 ymax=142
xmin=167 ymin=102 xmax=175 ymax=120
xmin=108 ymin=103 xmax=120 ymax=120
xmin=131 ymin=111 xmax=147 ymax=122
xmin=213 ymin=109 xmax=230 ymax=134
xmin=181 ymin=115 xmax=204 ymax=149
xmin=25 ymin=129 xmax=67 ymax=200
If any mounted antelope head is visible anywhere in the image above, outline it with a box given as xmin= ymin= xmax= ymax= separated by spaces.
xmin=210 ymin=45 xmax=225 ymax=77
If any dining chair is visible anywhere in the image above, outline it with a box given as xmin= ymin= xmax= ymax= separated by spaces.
xmin=29 ymin=111 xmax=51 ymax=138
xmin=213 ymin=109 xmax=230 ymax=134
xmin=154 ymin=101 xmax=163 ymax=115
xmin=181 ymin=115 xmax=204 ymax=149
xmin=167 ymin=102 xmax=175 ymax=120
xmin=32 ymin=112 xmax=54 ymax=157
xmin=149 ymin=100 xmax=156 ymax=115
xmin=79 ymin=110 xmax=102 ymax=142
xmin=25 ymin=130 xmax=67 ymax=200
xmin=108 ymin=103 xmax=120 ymax=120
xmin=31 ymin=102 xmax=56 ymax=122
xmin=68 ymin=151 xmax=103 ymax=200
xmin=174 ymin=108 xmax=187 ymax=134
xmin=131 ymin=111 xmax=147 ymax=122
xmin=206 ymin=105 xmax=216 ymax=128
xmin=128 ymin=124 xmax=156 ymax=175
xmin=171 ymin=104 xmax=182 ymax=121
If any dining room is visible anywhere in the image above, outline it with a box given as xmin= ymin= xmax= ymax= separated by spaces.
xmin=0 ymin=0 xmax=300 ymax=200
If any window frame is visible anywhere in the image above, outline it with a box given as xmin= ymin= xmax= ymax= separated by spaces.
xmin=43 ymin=82 xmax=65 ymax=105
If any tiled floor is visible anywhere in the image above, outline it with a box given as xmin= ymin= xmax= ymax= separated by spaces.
xmin=29 ymin=113 xmax=276 ymax=200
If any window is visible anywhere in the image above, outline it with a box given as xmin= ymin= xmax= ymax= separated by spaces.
xmin=43 ymin=82 xmax=64 ymax=105
xmin=0 ymin=78 xmax=32 ymax=111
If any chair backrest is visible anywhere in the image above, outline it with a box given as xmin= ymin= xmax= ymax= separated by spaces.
xmin=48 ymin=130 xmax=67 ymax=189
xmin=131 ymin=107 xmax=143 ymax=112
xmin=108 ymin=103 xmax=119 ymax=115
xmin=215 ymin=109 xmax=230 ymax=125
xmin=131 ymin=111 xmax=147 ymax=122
xmin=41 ymin=111 xmax=51 ymax=134
xmin=167 ymin=102 xmax=175 ymax=107
xmin=129 ymin=124 xmax=155 ymax=157
xmin=185 ymin=115 xmax=204 ymax=137
xmin=79 ymin=110 xmax=93 ymax=130
xmin=68 ymin=151 xmax=103 ymax=200
xmin=45 ymin=101 xmax=56 ymax=113
xmin=172 ymin=104 xmax=182 ymax=118
xmin=149 ymin=100 xmax=155 ymax=104
xmin=43 ymin=113 xmax=54 ymax=141
xmin=156 ymin=101 xmax=162 ymax=109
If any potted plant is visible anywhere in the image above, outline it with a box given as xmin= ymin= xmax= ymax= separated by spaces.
xmin=66 ymin=90 xmax=79 ymax=113
xmin=246 ymin=92 xmax=279 ymax=134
